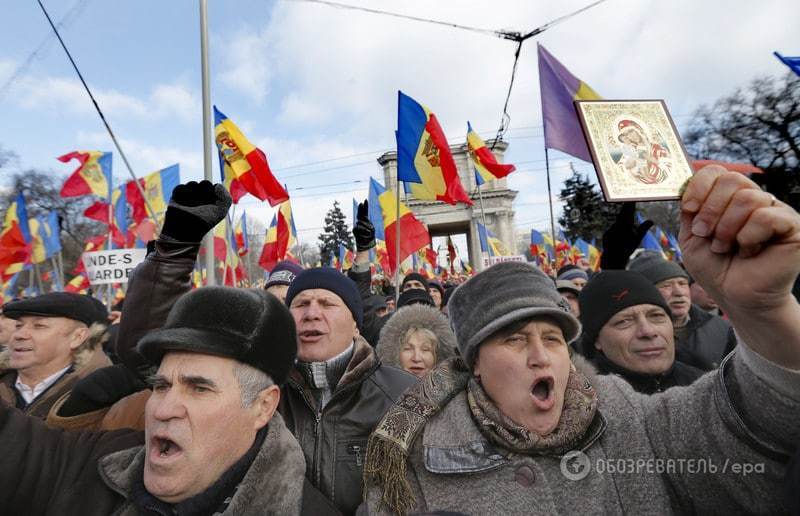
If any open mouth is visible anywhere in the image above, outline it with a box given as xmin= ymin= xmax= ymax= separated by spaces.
xmin=530 ymin=376 xmax=555 ymax=410
xmin=151 ymin=436 xmax=183 ymax=462
xmin=299 ymin=330 xmax=325 ymax=340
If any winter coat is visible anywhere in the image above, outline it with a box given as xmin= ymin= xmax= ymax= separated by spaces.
xmin=376 ymin=304 xmax=457 ymax=372
xmin=348 ymin=264 xmax=388 ymax=347
xmin=280 ymin=336 xmax=417 ymax=515
xmin=0 ymin=323 xmax=112 ymax=418
xmin=46 ymin=388 xmax=149 ymax=432
xmin=0 ymin=402 xmax=338 ymax=515
xmin=363 ymin=343 xmax=800 ymax=514
xmin=674 ymin=303 xmax=737 ymax=370
xmin=591 ymin=351 xmax=703 ymax=394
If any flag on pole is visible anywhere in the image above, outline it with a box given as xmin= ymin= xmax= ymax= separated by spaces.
xmin=39 ymin=212 xmax=62 ymax=259
xmin=538 ymin=44 xmax=601 ymax=162
xmin=467 ymin=122 xmax=516 ymax=185
xmin=258 ymin=200 xmax=297 ymax=272
xmin=125 ymin=164 xmax=181 ymax=224
xmin=214 ymin=106 xmax=289 ymax=206
xmin=235 ymin=213 xmax=249 ymax=256
xmin=0 ymin=193 xmax=32 ymax=279
xmin=369 ymin=177 xmax=430 ymax=275
xmin=774 ymin=51 xmax=800 ymax=77
xmin=64 ymin=272 xmax=90 ymax=293
xmin=396 ymin=91 xmax=472 ymax=205
xmin=58 ymin=151 xmax=112 ymax=198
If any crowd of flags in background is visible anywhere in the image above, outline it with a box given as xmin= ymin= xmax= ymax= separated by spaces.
xmin=6 ymin=40 xmax=783 ymax=301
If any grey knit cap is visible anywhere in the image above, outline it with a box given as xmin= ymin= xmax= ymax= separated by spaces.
xmin=448 ymin=261 xmax=581 ymax=368
xmin=627 ymin=251 xmax=688 ymax=285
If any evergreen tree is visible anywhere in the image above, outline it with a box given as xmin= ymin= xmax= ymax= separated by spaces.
xmin=558 ymin=168 xmax=620 ymax=242
xmin=318 ymin=200 xmax=353 ymax=264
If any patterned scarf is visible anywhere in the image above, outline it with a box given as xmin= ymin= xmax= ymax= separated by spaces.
xmin=364 ymin=358 xmax=599 ymax=515
xmin=467 ymin=367 xmax=598 ymax=456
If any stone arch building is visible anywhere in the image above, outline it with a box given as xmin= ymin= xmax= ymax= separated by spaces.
xmin=377 ymin=139 xmax=517 ymax=271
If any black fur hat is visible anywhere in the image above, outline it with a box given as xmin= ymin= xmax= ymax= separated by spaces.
xmin=137 ymin=287 xmax=297 ymax=384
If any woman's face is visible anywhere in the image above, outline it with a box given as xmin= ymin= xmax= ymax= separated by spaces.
xmin=474 ymin=319 xmax=571 ymax=436
xmin=399 ymin=330 xmax=436 ymax=378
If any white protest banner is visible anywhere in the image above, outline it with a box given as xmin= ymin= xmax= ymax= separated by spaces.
xmin=481 ymin=254 xmax=527 ymax=269
xmin=82 ymin=249 xmax=147 ymax=285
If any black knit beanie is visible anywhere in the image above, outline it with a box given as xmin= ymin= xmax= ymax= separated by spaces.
xmin=285 ymin=268 xmax=363 ymax=329
xmin=401 ymin=272 xmax=429 ymax=291
xmin=138 ymin=287 xmax=297 ymax=385
xmin=578 ymin=270 xmax=672 ymax=353
xmin=397 ymin=288 xmax=434 ymax=309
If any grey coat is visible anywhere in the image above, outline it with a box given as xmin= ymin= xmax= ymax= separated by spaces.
xmin=364 ymin=342 xmax=800 ymax=514
xmin=376 ymin=304 xmax=457 ymax=371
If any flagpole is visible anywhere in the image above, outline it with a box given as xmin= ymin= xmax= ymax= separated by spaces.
xmin=33 ymin=264 xmax=45 ymax=293
xmin=199 ymin=0 xmax=216 ymax=286
xmin=394 ymin=183 xmax=401 ymax=306
xmin=57 ymin=252 xmax=66 ymax=291
xmin=107 ymin=166 xmax=114 ymax=308
xmin=50 ymin=257 xmax=61 ymax=291
xmin=544 ymin=148 xmax=558 ymax=276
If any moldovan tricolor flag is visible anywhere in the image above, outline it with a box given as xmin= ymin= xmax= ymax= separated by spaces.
xmin=396 ymin=91 xmax=472 ymax=206
xmin=369 ymin=177 xmax=430 ymax=275
xmin=235 ymin=213 xmax=249 ymax=257
xmin=126 ymin=164 xmax=181 ymax=224
xmin=467 ymin=122 xmax=516 ymax=185
xmin=214 ymin=106 xmax=289 ymax=206
xmin=58 ymin=151 xmax=112 ymax=198
xmin=259 ymin=200 xmax=297 ymax=272
xmin=538 ymin=44 xmax=601 ymax=162
xmin=0 ymin=193 xmax=32 ymax=280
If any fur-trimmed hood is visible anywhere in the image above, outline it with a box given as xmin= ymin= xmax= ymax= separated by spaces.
xmin=376 ymin=304 xmax=457 ymax=369
xmin=0 ymin=322 xmax=108 ymax=372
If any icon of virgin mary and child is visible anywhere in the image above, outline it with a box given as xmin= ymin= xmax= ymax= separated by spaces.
xmin=607 ymin=119 xmax=671 ymax=184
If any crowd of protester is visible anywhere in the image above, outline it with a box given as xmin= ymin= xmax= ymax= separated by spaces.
xmin=0 ymin=165 xmax=799 ymax=515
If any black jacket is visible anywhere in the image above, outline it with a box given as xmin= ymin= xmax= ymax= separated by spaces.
xmin=591 ymin=352 xmax=704 ymax=395
xmin=280 ymin=338 xmax=416 ymax=515
xmin=674 ymin=304 xmax=737 ymax=371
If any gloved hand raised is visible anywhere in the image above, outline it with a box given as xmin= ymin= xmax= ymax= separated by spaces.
xmin=600 ymin=202 xmax=654 ymax=270
xmin=160 ymin=181 xmax=232 ymax=243
xmin=353 ymin=199 xmax=376 ymax=251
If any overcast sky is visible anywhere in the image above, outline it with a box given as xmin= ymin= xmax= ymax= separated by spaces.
xmin=1 ymin=0 xmax=797 ymax=256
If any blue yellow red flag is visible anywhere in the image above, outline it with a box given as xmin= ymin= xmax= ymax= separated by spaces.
xmin=467 ymin=122 xmax=516 ymax=186
xmin=258 ymin=200 xmax=296 ymax=272
xmin=396 ymin=91 xmax=472 ymax=206
xmin=214 ymin=106 xmax=289 ymax=206
xmin=58 ymin=151 xmax=112 ymax=198
xmin=125 ymin=164 xmax=181 ymax=224
xmin=538 ymin=44 xmax=601 ymax=162
xmin=1 ymin=194 xmax=32 ymax=279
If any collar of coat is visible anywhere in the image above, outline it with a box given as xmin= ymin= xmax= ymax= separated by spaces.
xmin=97 ymin=412 xmax=307 ymax=515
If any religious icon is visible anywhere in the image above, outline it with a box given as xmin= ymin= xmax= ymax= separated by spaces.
xmin=575 ymin=100 xmax=694 ymax=202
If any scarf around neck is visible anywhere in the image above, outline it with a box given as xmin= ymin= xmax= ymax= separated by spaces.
xmin=364 ymin=357 xmax=599 ymax=515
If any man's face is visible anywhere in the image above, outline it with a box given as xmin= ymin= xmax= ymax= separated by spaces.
xmin=559 ymin=291 xmax=580 ymax=317
xmin=385 ymin=298 xmax=396 ymax=312
xmin=428 ymin=288 xmax=442 ymax=309
xmin=289 ymin=289 xmax=357 ymax=362
xmin=595 ymin=304 xmax=675 ymax=375
xmin=570 ymin=277 xmax=587 ymax=290
xmin=0 ymin=315 xmax=16 ymax=346
xmin=144 ymin=353 xmax=275 ymax=504
xmin=9 ymin=316 xmax=87 ymax=378
xmin=403 ymin=280 xmax=425 ymax=292
xmin=690 ymin=282 xmax=718 ymax=311
xmin=655 ymin=277 xmax=691 ymax=322
xmin=266 ymin=284 xmax=289 ymax=303
xmin=474 ymin=319 xmax=571 ymax=436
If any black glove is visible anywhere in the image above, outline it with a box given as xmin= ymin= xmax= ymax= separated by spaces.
xmin=58 ymin=364 xmax=147 ymax=417
xmin=160 ymin=181 xmax=232 ymax=243
xmin=600 ymin=202 xmax=654 ymax=270
xmin=353 ymin=199 xmax=376 ymax=251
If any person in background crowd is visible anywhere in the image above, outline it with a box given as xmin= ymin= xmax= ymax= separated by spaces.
xmin=265 ymin=260 xmax=304 ymax=303
xmin=556 ymin=264 xmax=589 ymax=289
xmin=401 ymin=272 xmax=429 ymax=292
xmin=362 ymin=166 xmax=800 ymax=514
xmin=689 ymin=276 xmax=722 ymax=316
xmin=377 ymin=303 xmax=456 ymax=379
xmin=0 ymin=292 xmax=111 ymax=418
xmin=428 ymin=280 xmax=444 ymax=310
xmin=628 ymin=252 xmax=735 ymax=370
xmin=556 ymin=280 xmax=581 ymax=317
xmin=0 ymin=285 xmax=337 ymax=515
xmin=578 ymin=270 xmax=702 ymax=394
xmin=385 ymin=295 xmax=396 ymax=313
